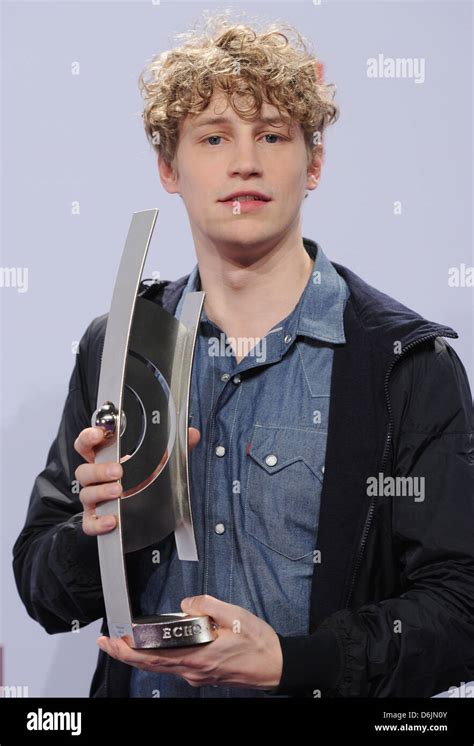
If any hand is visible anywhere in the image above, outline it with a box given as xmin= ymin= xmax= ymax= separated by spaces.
xmin=74 ymin=426 xmax=201 ymax=536
xmin=97 ymin=594 xmax=283 ymax=691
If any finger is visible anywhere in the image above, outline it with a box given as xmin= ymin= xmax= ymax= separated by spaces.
xmin=79 ymin=481 xmax=123 ymax=511
xmin=188 ymin=427 xmax=201 ymax=451
xmin=75 ymin=460 xmax=122 ymax=488
xmin=181 ymin=594 xmax=241 ymax=628
xmin=97 ymin=636 xmax=192 ymax=672
xmin=74 ymin=426 xmax=106 ymax=463
xmin=83 ymin=509 xmax=117 ymax=536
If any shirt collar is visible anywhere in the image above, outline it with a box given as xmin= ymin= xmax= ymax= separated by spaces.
xmin=174 ymin=240 xmax=348 ymax=345
xmin=294 ymin=241 xmax=348 ymax=344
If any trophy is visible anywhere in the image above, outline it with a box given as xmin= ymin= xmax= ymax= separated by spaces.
xmin=92 ymin=208 xmax=217 ymax=649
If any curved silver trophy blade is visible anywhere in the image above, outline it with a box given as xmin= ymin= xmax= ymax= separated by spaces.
xmin=92 ymin=209 xmax=217 ymax=647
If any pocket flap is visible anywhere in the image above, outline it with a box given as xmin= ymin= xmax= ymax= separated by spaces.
xmin=248 ymin=425 xmax=324 ymax=481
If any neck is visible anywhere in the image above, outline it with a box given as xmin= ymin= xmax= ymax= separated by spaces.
xmin=193 ymin=231 xmax=314 ymax=339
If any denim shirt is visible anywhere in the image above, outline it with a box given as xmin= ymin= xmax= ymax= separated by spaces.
xmin=129 ymin=242 xmax=349 ymax=698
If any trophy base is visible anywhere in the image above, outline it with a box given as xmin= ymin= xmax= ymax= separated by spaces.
xmin=131 ymin=612 xmax=218 ymax=649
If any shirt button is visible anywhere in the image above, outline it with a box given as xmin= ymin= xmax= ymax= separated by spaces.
xmin=221 ymin=373 xmax=230 ymax=382
xmin=215 ymin=523 xmax=225 ymax=535
xmin=284 ymin=334 xmax=292 ymax=344
xmin=322 ymin=465 xmax=325 ymax=474
xmin=265 ymin=454 xmax=278 ymax=467
xmin=232 ymin=374 xmax=241 ymax=384
xmin=215 ymin=445 xmax=226 ymax=457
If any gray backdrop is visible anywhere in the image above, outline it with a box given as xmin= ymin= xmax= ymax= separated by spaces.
xmin=2 ymin=0 xmax=472 ymax=697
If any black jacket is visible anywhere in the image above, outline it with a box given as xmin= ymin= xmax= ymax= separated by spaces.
xmin=12 ymin=238 xmax=474 ymax=697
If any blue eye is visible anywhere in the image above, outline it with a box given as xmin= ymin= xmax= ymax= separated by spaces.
xmin=263 ymin=134 xmax=283 ymax=143
xmin=206 ymin=135 xmax=221 ymax=145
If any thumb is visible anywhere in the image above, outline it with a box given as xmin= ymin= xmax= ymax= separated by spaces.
xmin=188 ymin=427 xmax=201 ymax=451
xmin=181 ymin=594 xmax=239 ymax=627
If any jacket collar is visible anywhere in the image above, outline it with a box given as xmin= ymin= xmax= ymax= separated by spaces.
xmin=304 ymin=237 xmax=458 ymax=352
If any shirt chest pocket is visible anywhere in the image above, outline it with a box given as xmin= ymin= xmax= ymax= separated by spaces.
xmin=244 ymin=425 xmax=325 ymax=560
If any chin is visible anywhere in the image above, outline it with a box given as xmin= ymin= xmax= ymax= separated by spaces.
xmin=216 ymin=226 xmax=275 ymax=247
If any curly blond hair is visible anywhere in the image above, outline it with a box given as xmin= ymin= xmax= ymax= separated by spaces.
xmin=138 ymin=10 xmax=339 ymax=168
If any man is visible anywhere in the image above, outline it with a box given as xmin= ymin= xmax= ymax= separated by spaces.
xmin=13 ymin=17 xmax=474 ymax=698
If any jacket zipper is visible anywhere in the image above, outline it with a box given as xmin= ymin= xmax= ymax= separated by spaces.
xmin=343 ymin=330 xmax=457 ymax=608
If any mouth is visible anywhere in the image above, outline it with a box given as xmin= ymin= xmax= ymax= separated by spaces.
xmin=218 ymin=192 xmax=272 ymax=210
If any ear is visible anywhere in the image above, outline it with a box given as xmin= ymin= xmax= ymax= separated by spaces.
xmin=306 ymin=145 xmax=322 ymax=192
xmin=157 ymin=154 xmax=180 ymax=196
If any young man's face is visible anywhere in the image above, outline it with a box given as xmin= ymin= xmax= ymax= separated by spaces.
xmin=159 ymin=90 xmax=321 ymax=257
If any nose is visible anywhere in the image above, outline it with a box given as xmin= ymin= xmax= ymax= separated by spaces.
xmin=227 ymin=137 xmax=263 ymax=179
